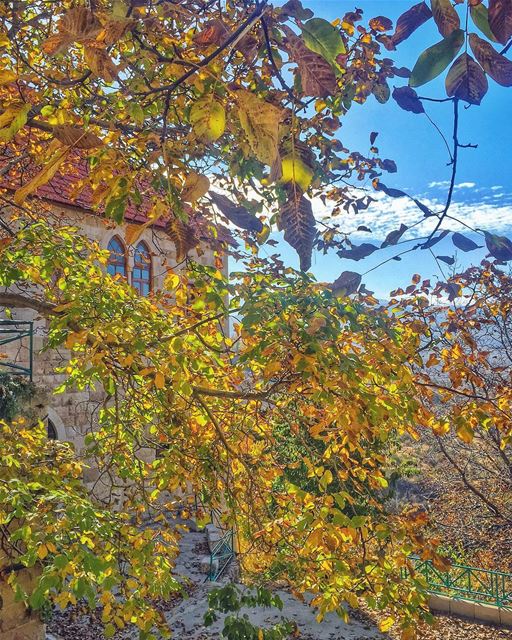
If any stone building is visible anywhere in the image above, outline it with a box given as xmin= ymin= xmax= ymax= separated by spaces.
xmin=0 ymin=163 xmax=226 ymax=453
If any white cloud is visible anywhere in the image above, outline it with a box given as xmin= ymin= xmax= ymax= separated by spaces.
xmin=491 ymin=185 xmax=503 ymax=191
xmin=428 ymin=180 xmax=450 ymax=188
xmin=428 ymin=181 xmax=476 ymax=190
xmin=454 ymin=182 xmax=476 ymax=189
xmin=312 ymin=191 xmax=512 ymax=242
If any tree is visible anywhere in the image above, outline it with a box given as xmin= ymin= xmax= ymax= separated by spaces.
xmin=1 ymin=1 xmax=512 ymax=638
xmin=0 ymin=221 xmax=445 ymax=638
xmin=399 ymin=265 xmax=512 ymax=568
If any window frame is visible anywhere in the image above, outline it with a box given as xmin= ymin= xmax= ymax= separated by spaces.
xmin=107 ymin=235 xmax=127 ymax=279
xmin=47 ymin=419 xmax=58 ymax=440
xmin=132 ymin=240 xmax=152 ymax=296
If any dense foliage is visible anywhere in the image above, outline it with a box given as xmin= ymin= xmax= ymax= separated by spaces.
xmin=1 ymin=0 xmax=512 ymax=638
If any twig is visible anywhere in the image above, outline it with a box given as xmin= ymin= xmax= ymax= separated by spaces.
xmin=422 ymin=98 xmax=460 ymax=247
xmin=261 ymin=17 xmax=305 ymax=107
xmin=138 ymin=1 xmax=268 ymax=97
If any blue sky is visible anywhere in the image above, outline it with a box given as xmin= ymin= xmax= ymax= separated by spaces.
xmin=234 ymin=1 xmax=512 ymax=298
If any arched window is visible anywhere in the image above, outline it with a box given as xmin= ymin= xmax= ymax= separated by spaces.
xmin=47 ymin=419 xmax=57 ymax=440
xmin=107 ymin=236 xmax=127 ymax=278
xmin=132 ymin=241 xmax=152 ymax=295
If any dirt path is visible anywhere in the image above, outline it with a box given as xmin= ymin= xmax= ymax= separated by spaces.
xmin=47 ymin=529 xmax=512 ymax=640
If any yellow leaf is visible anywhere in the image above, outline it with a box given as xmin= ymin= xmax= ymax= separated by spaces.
xmin=53 ymin=301 xmax=74 ymax=312
xmin=121 ymin=354 xmax=134 ymax=367
xmin=456 ymin=421 xmax=474 ymax=443
xmin=281 ymin=154 xmax=314 ymax=191
xmin=164 ymin=273 xmax=180 ymax=290
xmin=181 ymin=172 xmax=210 ymax=203
xmin=320 ymin=468 xmax=333 ymax=488
xmin=190 ymin=98 xmax=225 ymax=142
xmin=37 ymin=544 xmax=48 ymax=560
xmin=0 ymin=70 xmax=17 ymax=86
xmin=264 ymin=361 xmax=281 ymax=377
xmin=379 ymin=616 xmax=395 ymax=632
xmin=14 ymin=146 xmax=71 ymax=204
xmin=0 ymin=102 xmax=31 ymax=142
xmin=154 ymin=371 xmax=165 ymax=389
xmin=125 ymin=222 xmax=149 ymax=246
xmin=236 ymin=90 xmax=282 ymax=166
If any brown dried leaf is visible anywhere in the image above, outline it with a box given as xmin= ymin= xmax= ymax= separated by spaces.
xmin=53 ymin=125 xmax=103 ymax=149
xmin=369 ymin=16 xmax=393 ymax=32
xmin=282 ymin=26 xmax=337 ymax=98
xmin=391 ymin=2 xmax=433 ymax=47
xmin=193 ymin=19 xmax=228 ymax=46
xmin=84 ymin=46 xmax=118 ymax=82
xmin=236 ymin=34 xmax=260 ymax=63
xmin=469 ymin=33 xmax=512 ymax=86
xmin=43 ymin=7 xmax=101 ymax=56
xmin=101 ymin=17 xmax=136 ymax=47
xmin=489 ymin=0 xmax=512 ymax=43
xmin=432 ymin=0 xmax=461 ymax=37
xmin=330 ymin=271 xmax=362 ymax=296
xmin=166 ymin=217 xmax=199 ymax=263
xmin=392 ymin=86 xmax=425 ymax=113
xmin=181 ymin=172 xmax=210 ymax=203
xmin=279 ymin=186 xmax=315 ymax=271
xmin=279 ymin=0 xmax=314 ymax=20
xmin=210 ymin=192 xmax=263 ymax=233
xmin=445 ymin=53 xmax=488 ymax=104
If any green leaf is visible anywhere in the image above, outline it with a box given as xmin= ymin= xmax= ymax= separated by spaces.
xmin=470 ymin=3 xmax=498 ymax=42
xmin=409 ymin=29 xmax=464 ymax=87
xmin=301 ymin=18 xmax=346 ymax=72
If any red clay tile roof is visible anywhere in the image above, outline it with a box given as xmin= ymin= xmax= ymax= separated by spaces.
xmin=1 ymin=156 xmax=159 ymax=225
xmin=0 ymin=155 xmax=235 ymax=245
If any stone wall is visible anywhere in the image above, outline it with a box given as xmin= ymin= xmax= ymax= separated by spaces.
xmin=0 ymin=568 xmax=45 ymax=640
xmin=430 ymin=594 xmax=512 ymax=627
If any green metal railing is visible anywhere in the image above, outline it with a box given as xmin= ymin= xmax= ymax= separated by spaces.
xmin=206 ymin=529 xmax=235 ymax=582
xmin=409 ymin=556 xmax=512 ymax=609
xmin=0 ymin=320 xmax=33 ymax=380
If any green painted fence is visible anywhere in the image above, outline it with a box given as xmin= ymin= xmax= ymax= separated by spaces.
xmin=409 ymin=556 xmax=512 ymax=610
xmin=0 ymin=320 xmax=33 ymax=380
xmin=206 ymin=529 xmax=235 ymax=582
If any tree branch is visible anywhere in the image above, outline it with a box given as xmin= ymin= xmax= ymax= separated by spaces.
xmin=138 ymin=1 xmax=268 ymax=96
xmin=0 ymin=292 xmax=54 ymax=316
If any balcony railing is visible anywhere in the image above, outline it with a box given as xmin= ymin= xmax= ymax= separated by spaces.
xmin=0 ymin=320 xmax=33 ymax=380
